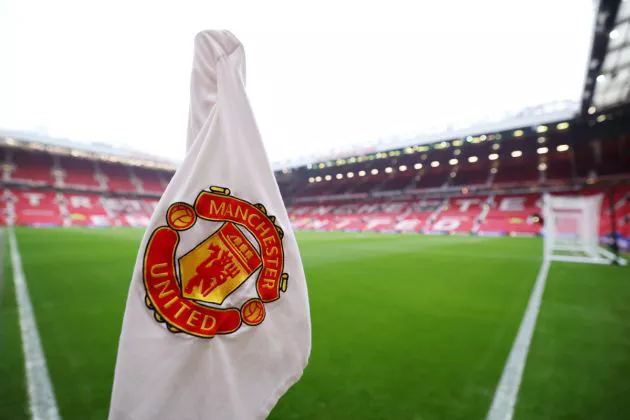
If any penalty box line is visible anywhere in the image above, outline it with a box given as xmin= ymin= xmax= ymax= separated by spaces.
xmin=8 ymin=228 xmax=61 ymax=420
xmin=485 ymin=259 xmax=551 ymax=420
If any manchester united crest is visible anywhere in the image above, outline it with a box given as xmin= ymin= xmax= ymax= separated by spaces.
xmin=142 ymin=186 xmax=288 ymax=338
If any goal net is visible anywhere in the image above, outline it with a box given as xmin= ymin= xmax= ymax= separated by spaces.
xmin=542 ymin=193 xmax=625 ymax=265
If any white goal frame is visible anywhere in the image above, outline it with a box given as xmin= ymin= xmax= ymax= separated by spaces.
xmin=542 ymin=193 xmax=627 ymax=265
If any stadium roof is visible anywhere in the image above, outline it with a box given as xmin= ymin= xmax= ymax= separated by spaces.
xmin=583 ymin=0 xmax=630 ymax=113
xmin=270 ymin=101 xmax=577 ymax=170
xmin=1 ymin=99 xmax=577 ymax=173
xmin=0 ymin=128 xmax=178 ymax=171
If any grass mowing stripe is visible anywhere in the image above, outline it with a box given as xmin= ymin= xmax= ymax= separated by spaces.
xmin=486 ymin=259 xmax=550 ymax=420
xmin=8 ymin=228 xmax=61 ymax=420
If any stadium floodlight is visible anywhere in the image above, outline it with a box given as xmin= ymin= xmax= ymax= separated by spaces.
xmin=431 ymin=161 xmax=440 ymax=167
xmin=492 ymin=143 xmax=500 ymax=150
xmin=588 ymin=106 xmax=597 ymax=115
xmin=536 ymin=125 xmax=548 ymax=133
xmin=490 ymin=167 xmax=498 ymax=174
xmin=371 ymin=169 xmax=379 ymax=175
xmin=325 ymin=175 xmax=332 ymax=181
xmin=347 ymin=172 xmax=354 ymax=178
xmin=315 ymin=176 xmax=322 ymax=182
xmin=596 ymin=114 xmax=607 ymax=123
xmin=538 ymin=162 xmax=547 ymax=171
xmin=385 ymin=167 xmax=393 ymax=173
xmin=468 ymin=156 xmax=478 ymax=163
xmin=556 ymin=144 xmax=569 ymax=152
xmin=556 ymin=122 xmax=570 ymax=130
xmin=358 ymin=170 xmax=366 ymax=177
xmin=543 ymin=194 xmax=626 ymax=265
xmin=511 ymin=150 xmax=523 ymax=158
xmin=537 ymin=136 xmax=546 ymax=144
xmin=452 ymin=140 xmax=463 ymax=147
xmin=596 ymin=74 xmax=606 ymax=83
xmin=399 ymin=165 xmax=407 ymax=171
xmin=610 ymin=29 xmax=619 ymax=39
xmin=336 ymin=173 xmax=343 ymax=179
xmin=414 ymin=163 xmax=423 ymax=169
xmin=513 ymin=129 xmax=524 ymax=137
xmin=308 ymin=177 xmax=314 ymax=183
xmin=537 ymin=147 xmax=548 ymax=154
xmin=449 ymin=159 xmax=458 ymax=165
xmin=480 ymin=135 xmax=487 ymax=141
xmin=454 ymin=149 xmax=461 ymax=156
xmin=489 ymin=153 xmax=499 ymax=160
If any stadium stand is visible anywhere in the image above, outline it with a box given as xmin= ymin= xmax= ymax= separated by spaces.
xmin=62 ymin=192 xmax=110 ymax=226
xmin=134 ymin=167 xmax=169 ymax=194
xmin=5 ymin=189 xmax=63 ymax=226
xmin=100 ymin=162 xmax=139 ymax=194
xmin=1 ymin=106 xmax=629 ymax=253
xmin=58 ymin=156 xmax=101 ymax=190
xmin=6 ymin=149 xmax=54 ymax=186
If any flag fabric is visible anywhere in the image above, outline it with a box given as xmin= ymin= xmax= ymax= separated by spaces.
xmin=108 ymin=30 xmax=311 ymax=420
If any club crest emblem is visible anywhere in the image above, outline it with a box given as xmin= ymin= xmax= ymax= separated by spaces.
xmin=142 ymin=186 xmax=288 ymax=338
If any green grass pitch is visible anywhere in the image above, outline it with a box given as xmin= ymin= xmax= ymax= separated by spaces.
xmin=1 ymin=228 xmax=629 ymax=419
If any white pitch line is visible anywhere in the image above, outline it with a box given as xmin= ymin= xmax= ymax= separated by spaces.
xmin=8 ymin=228 xmax=61 ymax=420
xmin=486 ymin=259 xmax=551 ymax=420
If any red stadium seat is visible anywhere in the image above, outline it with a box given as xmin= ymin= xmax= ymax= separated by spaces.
xmin=9 ymin=189 xmax=63 ymax=226
xmin=134 ymin=167 xmax=168 ymax=194
xmin=60 ymin=156 xmax=101 ymax=190
xmin=63 ymin=193 xmax=110 ymax=226
xmin=101 ymin=162 xmax=139 ymax=194
xmin=477 ymin=194 xmax=541 ymax=235
xmin=10 ymin=150 xmax=54 ymax=185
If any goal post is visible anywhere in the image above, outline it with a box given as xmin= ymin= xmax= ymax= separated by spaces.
xmin=542 ymin=193 xmax=627 ymax=265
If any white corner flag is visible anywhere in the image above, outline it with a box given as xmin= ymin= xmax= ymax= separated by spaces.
xmin=108 ymin=30 xmax=311 ymax=420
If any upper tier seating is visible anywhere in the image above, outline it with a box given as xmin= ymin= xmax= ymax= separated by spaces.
xmin=101 ymin=162 xmax=138 ymax=193
xmin=60 ymin=156 xmax=101 ymax=189
xmin=135 ymin=167 xmax=167 ymax=194
xmin=10 ymin=150 xmax=54 ymax=185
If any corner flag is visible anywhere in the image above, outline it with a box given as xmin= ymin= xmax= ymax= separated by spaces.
xmin=108 ymin=30 xmax=311 ymax=420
